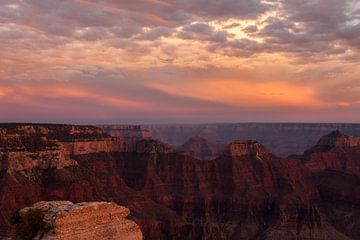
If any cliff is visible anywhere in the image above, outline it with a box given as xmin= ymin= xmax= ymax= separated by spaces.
xmin=302 ymin=130 xmax=360 ymax=173
xmin=0 ymin=124 xmax=359 ymax=239
xmin=224 ymin=140 xmax=270 ymax=157
xmin=12 ymin=201 xmax=143 ymax=240
xmin=0 ymin=124 xmax=128 ymax=177
xmin=100 ymin=125 xmax=152 ymax=142
xmin=177 ymin=136 xmax=226 ymax=160
xmin=293 ymin=130 xmax=360 ymax=239
xmin=144 ymin=123 xmax=360 ymax=156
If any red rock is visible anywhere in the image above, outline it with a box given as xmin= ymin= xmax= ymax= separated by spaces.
xmin=296 ymin=130 xmax=360 ymax=239
xmin=302 ymin=130 xmax=360 ymax=174
xmin=100 ymin=125 xmax=152 ymax=142
xmin=13 ymin=201 xmax=143 ymax=240
xmin=177 ymin=136 xmax=226 ymax=160
xmin=0 ymin=125 xmax=358 ymax=239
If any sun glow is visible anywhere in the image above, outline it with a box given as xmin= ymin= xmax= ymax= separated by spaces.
xmin=148 ymin=79 xmax=324 ymax=108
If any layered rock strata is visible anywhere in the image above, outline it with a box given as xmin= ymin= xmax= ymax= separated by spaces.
xmin=13 ymin=201 xmax=143 ymax=240
xmin=0 ymin=124 xmax=359 ymax=239
xmin=100 ymin=125 xmax=152 ymax=142
xmin=177 ymin=136 xmax=226 ymax=160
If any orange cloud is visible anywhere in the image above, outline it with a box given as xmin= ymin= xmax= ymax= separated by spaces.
xmin=148 ymin=79 xmax=324 ymax=108
xmin=0 ymin=87 xmax=12 ymax=98
xmin=336 ymin=101 xmax=360 ymax=107
xmin=2 ymin=84 xmax=149 ymax=109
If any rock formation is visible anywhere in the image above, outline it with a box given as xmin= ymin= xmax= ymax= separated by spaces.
xmin=301 ymin=130 xmax=360 ymax=173
xmin=177 ymin=136 xmax=226 ymax=160
xmin=0 ymin=124 xmax=359 ymax=239
xmin=294 ymin=131 xmax=360 ymax=239
xmin=100 ymin=125 xmax=151 ymax=142
xmin=12 ymin=201 xmax=143 ymax=240
xmin=143 ymin=123 xmax=360 ymax=156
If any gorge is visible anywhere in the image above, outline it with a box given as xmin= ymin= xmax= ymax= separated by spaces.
xmin=0 ymin=123 xmax=359 ymax=239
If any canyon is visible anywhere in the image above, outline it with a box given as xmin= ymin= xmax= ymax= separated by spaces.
xmin=141 ymin=123 xmax=360 ymax=157
xmin=177 ymin=136 xmax=226 ymax=160
xmin=0 ymin=123 xmax=359 ymax=239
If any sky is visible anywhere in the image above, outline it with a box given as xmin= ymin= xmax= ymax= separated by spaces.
xmin=0 ymin=0 xmax=360 ymax=124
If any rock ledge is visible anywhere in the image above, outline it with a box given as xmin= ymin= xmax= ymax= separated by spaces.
xmin=13 ymin=201 xmax=143 ymax=240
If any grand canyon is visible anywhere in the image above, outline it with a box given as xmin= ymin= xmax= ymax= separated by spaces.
xmin=1 ymin=123 xmax=360 ymax=239
xmin=2 ymin=0 xmax=360 ymax=239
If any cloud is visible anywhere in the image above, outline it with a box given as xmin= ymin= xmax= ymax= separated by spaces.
xmin=252 ymin=0 xmax=360 ymax=59
xmin=243 ymin=25 xmax=258 ymax=34
xmin=136 ymin=26 xmax=173 ymax=41
xmin=147 ymin=79 xmax=323 ymax=108
xmin=1 ymin=0 xmax=359 ymax=60
xmin=1 ymin=0 xmax=360 ymax=123
xmin=172 ymin=0 xmax=270 ymax=19
xmin=177 ymin=23 xmax=229 ymax=43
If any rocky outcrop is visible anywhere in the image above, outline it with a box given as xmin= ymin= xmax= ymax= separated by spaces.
xmin=177 ymin=136 xmax=226 ymax=160
xmin=61 ymin=139 xmax=127 ymax=156
xmin=126 ymin=139 xmax=173 ymax=154
xmin=301 ymin=131 xmax=360 ymax=173
xmin=295 ymin=131 xmax=360 ymax=239
xmin=100 ymin=125 xmax=152 ymax=142
xmin=307 ymin=130 xmax=360 ymax=151
xmin=12 ymin=201 xmax=143 ymax=240
xmin=225 ymin=140 xmax=269 ymax=157
xmin=0 ymin=124 xmax=128 ymax=176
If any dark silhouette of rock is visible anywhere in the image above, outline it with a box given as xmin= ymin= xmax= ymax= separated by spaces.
xmin=177 ymin=136 xmax=226 ymax=160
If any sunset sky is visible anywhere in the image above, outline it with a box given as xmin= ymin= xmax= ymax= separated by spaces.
xmin=1 ymin=0 xmax=360 ymax=123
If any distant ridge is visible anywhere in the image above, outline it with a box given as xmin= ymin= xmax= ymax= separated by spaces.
xmin=143 ymin=123 xmax=360 ymax=156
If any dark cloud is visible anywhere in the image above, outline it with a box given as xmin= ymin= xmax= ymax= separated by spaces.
xmin=243 ymin=25 xmax=258 ymax=34
xmin=178 ymin=23 xmax=229 ymax=43
xmin=0 ymin=0 xmax=269 ymax=40
xmin=253 ymin=0 xmax=360 ymax=59
xmin=172 ymin=0 xmax=270 ymax=19
xmin=224 ymin=22 xmax=241 ymax=29
xmin=2 ymin=0 xmax=357 ymax=60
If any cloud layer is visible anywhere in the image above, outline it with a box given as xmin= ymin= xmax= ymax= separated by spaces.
xmin=0 ymin=0 xmax=360 ymax=123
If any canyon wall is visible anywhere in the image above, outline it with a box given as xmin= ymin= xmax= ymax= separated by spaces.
xmin=0 ymin=124 xmax=359 ymax=239
xmin=99 ymin=125 xmax=151 ymax=142
xmin=177 ymin=136 xmax=226 ymax=160
xmin=292 ymin=130 xmax=360 ymax=239
xmin=143 ymin=123 xmax=360 ymax=156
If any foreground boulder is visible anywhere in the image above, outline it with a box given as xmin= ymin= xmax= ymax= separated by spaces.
xmin=12 ymin=201 xmax=143 ymax=240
